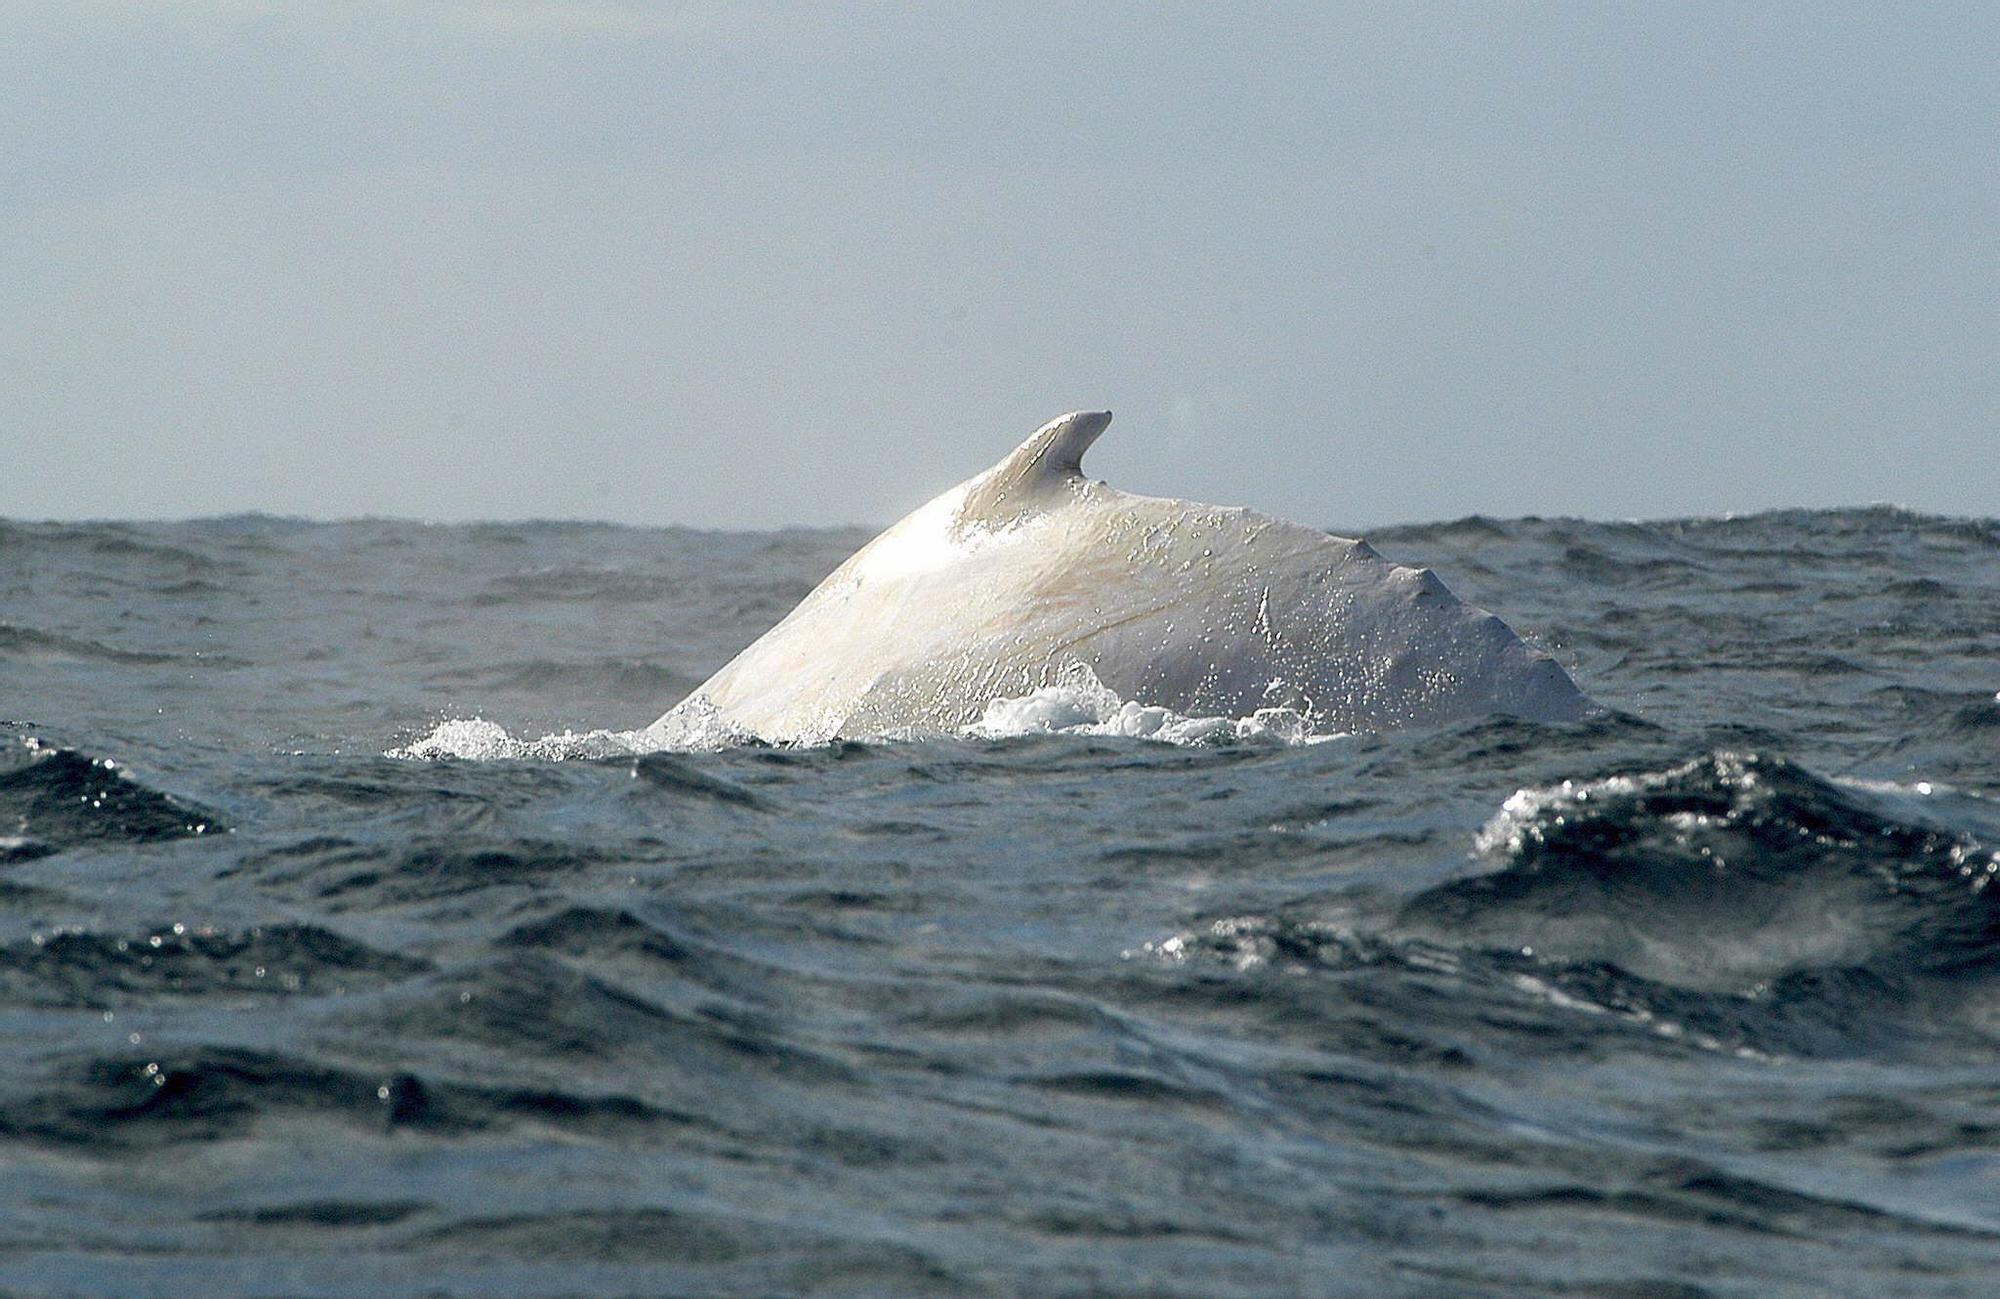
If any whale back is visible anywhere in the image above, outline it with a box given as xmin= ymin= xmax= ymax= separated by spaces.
xmin=664 ymin=413 xmax=1591 ymax=741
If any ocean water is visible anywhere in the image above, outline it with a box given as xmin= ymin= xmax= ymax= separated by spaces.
xmin=1 ymin=506 xmax=1997 ymax=1298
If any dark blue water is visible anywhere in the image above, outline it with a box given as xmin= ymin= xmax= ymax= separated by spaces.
xmin=2 ymin=507 xmax=1997 ymax=1297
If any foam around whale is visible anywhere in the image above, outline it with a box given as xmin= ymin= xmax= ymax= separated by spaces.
xmin=654 ymin=411 xmax=1593 ymax=742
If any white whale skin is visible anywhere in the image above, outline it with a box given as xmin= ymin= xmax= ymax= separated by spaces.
xmin=656 ymin=411 xmax=1593 ymax=742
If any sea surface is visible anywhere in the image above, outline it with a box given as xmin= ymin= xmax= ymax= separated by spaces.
xmin=2 ymin=506 xmax=1998 ymax=1298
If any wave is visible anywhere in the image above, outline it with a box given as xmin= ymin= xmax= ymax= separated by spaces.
xmin=420 ymin=657 xmax=695 ymax=696
xmin=1412 ymin=751 xmax=2000 ymax=991
xmin=0 ymin=923 xmax=427 ymax=1007
xmin=0 ymin=1045 xmax=672 ymax=1153
xmin=0 ymin=623 xmax=189 ymax=667
xmin=1126 ymin=751 xmax=2000 ymax=1061
xmin=0 ymin=739 xmax=227 ymax=847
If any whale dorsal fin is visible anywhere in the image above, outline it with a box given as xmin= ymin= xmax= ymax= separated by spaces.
xmin=960 ymin=410 xmax=1112 ymax=525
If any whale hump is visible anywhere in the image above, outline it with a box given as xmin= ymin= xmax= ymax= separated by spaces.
xmin=657 ymin=409 xmax=1595 ymax=742
xmin=960 ymin=410 xmax=1113 ymax=524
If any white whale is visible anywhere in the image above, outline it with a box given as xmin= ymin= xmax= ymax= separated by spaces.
xmin=655 ymin=411 xmax=1591 ymax=742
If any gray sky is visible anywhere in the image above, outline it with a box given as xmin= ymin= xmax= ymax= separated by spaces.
xmin=3 ymin=1 xmax=1993 ymax=530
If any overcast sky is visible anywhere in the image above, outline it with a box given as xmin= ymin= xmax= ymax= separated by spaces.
xmin=2 ymin=2 xmax=1992 ymax=530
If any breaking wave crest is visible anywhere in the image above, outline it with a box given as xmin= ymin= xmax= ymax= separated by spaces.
xmin=1410 ymin=750 xmax=2000 ymax=992
xmin=1119 ymin=751 xmax=2000 ymax=1063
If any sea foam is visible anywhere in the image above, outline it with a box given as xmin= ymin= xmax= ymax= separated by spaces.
xmin=390 ymin=665 xmax=1334 ymax=759
xmin=959 ymin=663 xmax=1333 ymax=746
xmin=388 ymin=697 xmax=757 ymax=761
